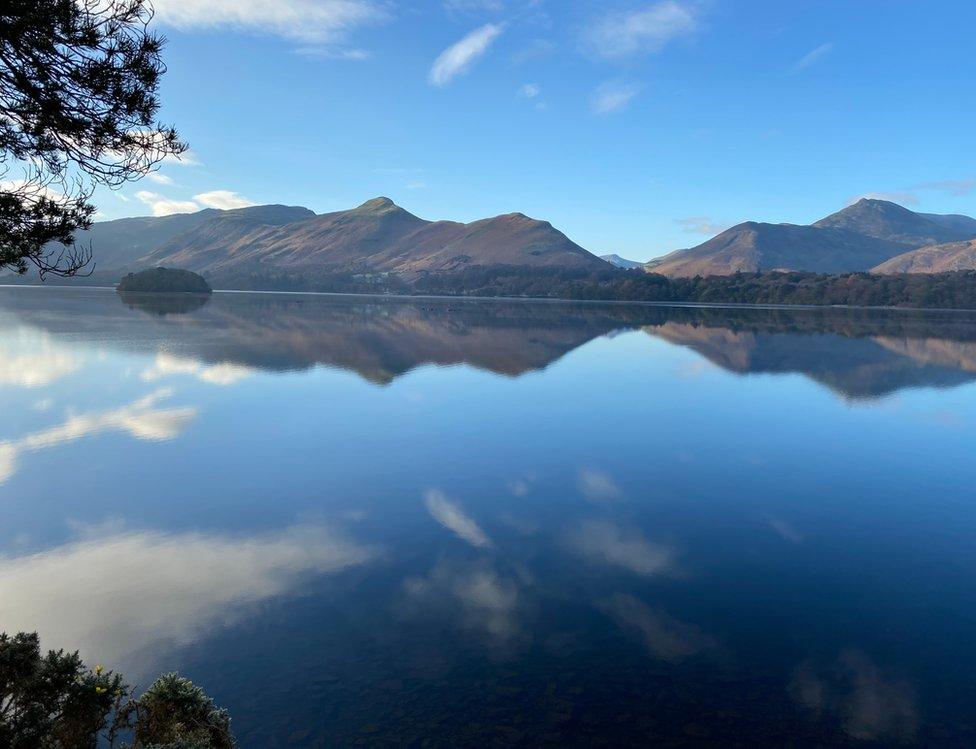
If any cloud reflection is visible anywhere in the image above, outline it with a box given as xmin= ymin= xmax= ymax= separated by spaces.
xmin=424 ymin=490 xmax=492 ymax=549
xmin=764 ymin=515 xmax=804 ymax=544
xmin=577 ymin=468 xmax=622 ymax=501
xmin=0 ymin=389 xmax=196 ymax=484
xmin=600 ymin=593 xmax=713 ymax=662
xmin=0 ymin=524 xmax=375 ymax=672
xmin=568 ymin=520 xmax=674 ymax=576
xmin=790 ymin=650 xmax=918 ymax=742
xmin=0 ymin=334 xmax=80 ymax=388
xmin=402 ymin=559 xmax=520 ymax=642
xmin=141 ymin=352 xmax=253 ymax=386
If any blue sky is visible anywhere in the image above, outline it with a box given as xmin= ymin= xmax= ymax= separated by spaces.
xmin=99 ymin=0 xmax=976 ymax=261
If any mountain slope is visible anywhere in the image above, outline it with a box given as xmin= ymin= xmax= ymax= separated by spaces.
xmin=62 ymin=211 xmax=216 ymax=271
xmin=918 ymin=212 xmax=976 ymax=237
xmin=51 ymin=204 xmax=315 ymax=273
xmin=601 ymin=254 xmax=644 ymax=269
xmin=143 ymin=197 xmax=607 ymax=278
xmin=813 ymin=198 xmax=974 ymax=246
xmin=138 ymin=204 xmax=325 ymax=271
xmin=648 ymin=222 xmax=905 ymax=277
xmin=873 ymin=239 xmax=976 ymax=274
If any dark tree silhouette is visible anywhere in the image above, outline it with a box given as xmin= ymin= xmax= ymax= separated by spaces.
xmin=0 ymin=631 xmax=236 ymax=748
xmin=0 ymin=0 xmax=185 ymax=277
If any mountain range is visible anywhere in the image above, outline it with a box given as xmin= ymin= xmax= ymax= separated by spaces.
xmin=647 ymin=199 xmax=976 ymax=277
xmin=55 ymin=197 xmax=606 ymax=283
xmin=25 ymin=196 xmax=976 ymax=290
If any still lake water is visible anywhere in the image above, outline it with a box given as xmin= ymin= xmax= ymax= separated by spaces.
xmin=1 ymin=286 xmax=975 ymax=747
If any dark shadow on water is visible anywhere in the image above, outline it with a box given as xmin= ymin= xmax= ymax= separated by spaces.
xmin=117 ymin=290 xmax=212 ymax=316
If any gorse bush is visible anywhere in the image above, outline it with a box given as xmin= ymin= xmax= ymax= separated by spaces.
xmin=128 ymin=674 xmax=233 ymax=749
xmin=0 ymin=632 xmax=234 ymax=748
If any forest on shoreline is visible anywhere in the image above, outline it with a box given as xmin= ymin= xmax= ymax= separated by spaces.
xmin=6 ymin=267 xmax=976 ymax=311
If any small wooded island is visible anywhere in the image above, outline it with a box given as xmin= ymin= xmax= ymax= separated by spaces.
xmin=117 ymin=267 xmax=212 ymax=294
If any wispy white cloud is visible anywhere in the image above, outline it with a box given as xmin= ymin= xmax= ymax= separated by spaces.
xmin=124 ymin=130 xmax=201 ymax=167
xmin=591 ymin=81 xmax=640 ymax=114
xmin=791 ymin=42 xmax=834 ymax=73
xmin=294 ymin=46 xmax=372 ymax=60
xmin=372 ymin=167 xmax=424 ymax=175
xmin=429 ymin=23 xmax=504 ymax=86
xmin=511 ymin=37 xmax=556 ymax=64
xmin=518 ymin=82 xmax=540 ymax=98
xmin=424 ymin=489 xmax=492 ymax=548
xmin=135 ymin=191 xmax=200 ymax=216
xmin=152 ymin=0 xmax=388 ymax=47
xmin=915 ymin=178 xmax=976 ymax=197
xmin=162 ymin=149 xmax=202 ymax=167
xmin=675 ymin=216 xmax=728 ymax=235
xmin=444 ymin=0 xmax=504 ymax=13
xmin=0 ymin=179 xmax=68 ymax=205
xmin=147 ymin=173 xmax=175 ymax=186
xmin=194 ymin=189 xmax=257 ymax=210
xmin=585 ymin=1 xmax=697 ymax=59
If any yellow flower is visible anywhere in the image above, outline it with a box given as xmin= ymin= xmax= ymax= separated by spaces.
xmin=95 ymin=686 xmax=107 ymax=694
xmin=95 ymin=664 xmax=104 ymax=675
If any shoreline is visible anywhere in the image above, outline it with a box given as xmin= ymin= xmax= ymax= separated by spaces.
xmin=2 ymin=281 xmax=976 ymax=316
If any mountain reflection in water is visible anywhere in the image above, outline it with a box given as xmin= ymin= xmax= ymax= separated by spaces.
xmin=0 ymin=287 xmax=975 ymax=398
xmin=1 ymin=287 xmax=975 ymax=747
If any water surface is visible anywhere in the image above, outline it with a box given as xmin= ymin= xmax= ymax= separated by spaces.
xmin=1 ymin=287 xmax=974 ymax=747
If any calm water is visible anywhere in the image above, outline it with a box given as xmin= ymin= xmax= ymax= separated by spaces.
xmin=1 ymin=286 xmax=975 ymax=747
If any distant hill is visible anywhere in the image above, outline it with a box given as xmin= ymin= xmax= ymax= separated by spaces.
xmin=873 ymin=239 xmax=976 ymax=274
xmin=601 ymin=254 xmax=644 ymax=269
xmin=812 ymin=198 xmax=975 ymax=246
xmin=63 ymin=205 xmax=314 ymax=272
xmin=649 ymin=199 xmax=976 ymax=277
xmin=648 ymin=221 xmax=905 ymax=277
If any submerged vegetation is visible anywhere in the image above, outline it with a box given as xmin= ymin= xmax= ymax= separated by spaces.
xmin=0 ymin=632 xmax=234 ymax=748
